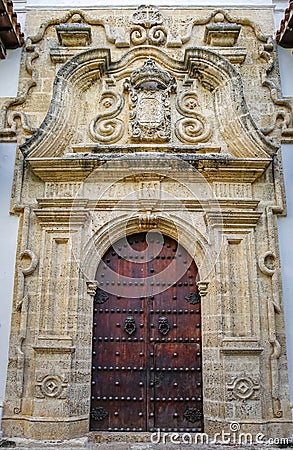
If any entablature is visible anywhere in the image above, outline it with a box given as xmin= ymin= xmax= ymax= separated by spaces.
xmin=27 ymin=153 xmax=271 ymax=184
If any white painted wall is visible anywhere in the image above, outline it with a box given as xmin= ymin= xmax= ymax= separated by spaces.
xmin=0 ymin=49 xmax=22 ymax=98
xmin=0 ymin=145 xmax=18 ymax=401
xmin=276 ymin=38 xmax=293 ymax=403
xmin=279 ymin=145 xmax=293 ymax=402
xmin=0 ymin=0 xmax=25 ymax=413
xmin=0 ymin=45 xmax=22 ymax=429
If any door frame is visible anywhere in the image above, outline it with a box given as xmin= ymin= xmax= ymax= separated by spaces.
xmin=82 ymin=215 xmax=210 ymax=432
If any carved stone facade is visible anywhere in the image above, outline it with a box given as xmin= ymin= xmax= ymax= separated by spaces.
xmin=1 ymin=4 xmax=293 ymax=441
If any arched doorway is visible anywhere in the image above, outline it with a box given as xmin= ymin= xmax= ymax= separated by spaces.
xmin=90 ymin=231 xmax=203 ymax=432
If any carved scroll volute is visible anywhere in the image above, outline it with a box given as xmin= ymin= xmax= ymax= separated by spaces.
xmin=124 ymin=58 xmax=177 ymax=142
xmin=175 ymin=91 xmax=212 ymax=144
xmin=20 ymin=249 xmax=39 ymax=275
xmin=130 ymin=5 xmax=167 ymax=46
xmin=89 ymin=90 xmax=125 ymax=143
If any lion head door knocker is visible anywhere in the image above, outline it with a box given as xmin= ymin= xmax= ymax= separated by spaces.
xmin=158 ymin=316 xmax=170 ymax=335
xmin=124 ymin=316 xmax=137 ymax=335
xmin=124 ymin=58 xmax=177 ymax=142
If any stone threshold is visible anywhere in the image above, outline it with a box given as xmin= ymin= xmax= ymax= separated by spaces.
xmin=89 ymin=433 xmax=152 ymax=444
xmin=1 ymin=433 xmax=293 ymax=449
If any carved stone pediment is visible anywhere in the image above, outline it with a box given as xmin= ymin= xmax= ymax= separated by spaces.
xmin=2 ymin=6 xmax=293 ymax=145
xmin=21 ymin=46 xmax=276 ymax=166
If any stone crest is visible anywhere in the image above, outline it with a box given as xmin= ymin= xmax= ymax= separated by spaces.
xmin=132 ymin=5 xmax=163 ymax=28
xmin=124 ymin=58 xmax=176 ymax=141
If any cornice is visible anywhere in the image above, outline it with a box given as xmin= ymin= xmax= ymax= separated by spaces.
xmin=27 ymin=154 xmax=271 ymax=183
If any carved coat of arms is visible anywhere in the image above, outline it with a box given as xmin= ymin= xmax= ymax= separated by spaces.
xmin=124 ymin=58 xmax=177 ymax=141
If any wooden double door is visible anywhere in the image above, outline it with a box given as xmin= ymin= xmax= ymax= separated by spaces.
xmin=90 ymin=232 xmax=203 ymax=432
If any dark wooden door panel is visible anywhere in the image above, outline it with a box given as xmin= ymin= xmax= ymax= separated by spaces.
xmin=90 ymin=232 xmax=203 ymax=432
xmin=153 ymin=343 xmax=203 ymax=431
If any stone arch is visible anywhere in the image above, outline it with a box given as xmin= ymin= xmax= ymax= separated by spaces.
xmin=81 ymin=213 xmax=212 ymax=284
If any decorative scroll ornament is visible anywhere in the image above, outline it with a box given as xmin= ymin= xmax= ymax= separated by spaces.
xmin=94 ymin=288 xmax=109 ymax=304
xmin=273 ymin=397 xmax=283 ymax=418
xmin=124 ymin=316 xmax=136 ymax=335
xmin=16 ymin=294 xmax=29 ymax=398
xmin=131 ymin=6 xmax=167 ymax=46
xmin=91 ymin=406 xmax=109 ymax=421
xmin=185 ymin=291 xmax=201 ymax=305
xmin=20 ymin=249 xmax=38 ymax=275
xmin=175 ymin=91 xmax=212 ymax=144
xmin=124 ymin=59 xmax=176 ymax=142
xmin=158 ymin=317 xmax=170 ymax=335
xmin=183 ymin=407 xmax=203 ymax=423
xmin=258 ymin=251 xmax=276 ymax=276
xmin=89 ymin=90 xmax=125 ymax=143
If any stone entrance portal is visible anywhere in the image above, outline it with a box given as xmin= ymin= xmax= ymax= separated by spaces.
xmin=2 ymin=4 xmax=293 ymax=442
